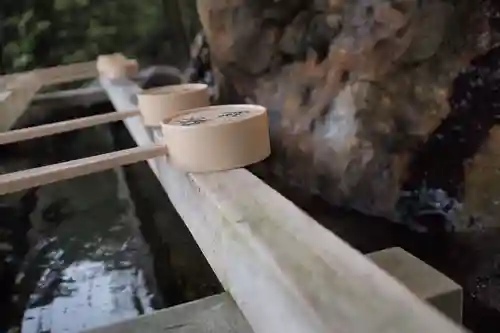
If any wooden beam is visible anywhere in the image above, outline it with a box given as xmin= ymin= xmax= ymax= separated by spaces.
xmin=0 ymin=145 xmax=167 ymax=195
xmin=28 ymin=65 xmax=186 ymax=112
xmin=0 ymin=73 xmax=43 ymax=131
xmin=100 ymin=76 xmax=466 ymax=333
xmin=85 ymin=293 xmax=254 ymax=333
xmin=0 ymin=110 xmax=140 ymax=145
xmin=84 ymin=249 xmax=464 ymax=333
xmin=0 ymin=91 xmax=12 ymax=102
xmin=0 ymin=61 xmax=98 ymax=131
xmin=1 ymin=61 xmax=97 ymax=87
xmin=368 ymin=247 xmax=463 ymax=323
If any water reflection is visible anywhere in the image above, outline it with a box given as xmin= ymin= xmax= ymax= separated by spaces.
xmin=22 ymin=260 xmax=152 ymax=333
xmin=16 ymin=162 xmax=158 ymax=333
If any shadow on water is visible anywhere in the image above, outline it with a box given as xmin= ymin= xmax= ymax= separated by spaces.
xmin=0 ymin=193 xmax=35 ymax=331
xmin=108 ymin=121 xmax=222 ymax=307
xmin=0 ymin=103 xmax=220 ymax=332
xmin=7 ymin=123 xmax=160 ymax=333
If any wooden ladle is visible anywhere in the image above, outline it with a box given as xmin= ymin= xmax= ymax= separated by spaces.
xmin=0 ymin=103 xmax=270 ymax=195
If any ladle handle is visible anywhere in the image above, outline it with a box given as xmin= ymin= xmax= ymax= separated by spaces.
xmin=0 ymin=110 xmax=140 ymax=145
xmin=0 ymin=144 xmax=167 ymax=195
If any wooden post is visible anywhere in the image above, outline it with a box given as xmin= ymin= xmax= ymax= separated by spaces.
xmin=369 ymin=247 xmax=463 ymax=323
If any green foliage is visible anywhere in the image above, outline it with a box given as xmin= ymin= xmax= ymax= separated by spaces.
xmin=1 ymin=0 xmax=200 ymax=74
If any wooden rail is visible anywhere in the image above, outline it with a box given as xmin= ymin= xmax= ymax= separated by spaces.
xmin=0 ymin=73 xmax=43 ymax=131
xmin=0 ymin=61 xmax=97 ymax=132
xmin=0 ymin=61 xmax=97 ymax=87
xmin=100 ymin=76 xmax=466 ymax=333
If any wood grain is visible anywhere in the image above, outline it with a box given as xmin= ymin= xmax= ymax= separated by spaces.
xmin=85 ymin=293 xmax=254 ymax=333
xmin=0 ymin=73 xmax=43 ymax=131
xmin=100 ymin=76 xmax=466 ymax=333
xmin=1 ymin=61 xmax=97 ymax=87
xmin=0 ymin=145 xmax=167 ymax=195
xmin=0 ymin=110 xmax=140 ymax=145
xmin=0 ymin=61 xmax=98 ymax=131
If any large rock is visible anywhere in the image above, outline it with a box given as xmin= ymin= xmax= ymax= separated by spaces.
xmin=197 ymin=0 xmax=496 ymax=226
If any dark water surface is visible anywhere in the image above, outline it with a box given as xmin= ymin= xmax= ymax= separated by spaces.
xmin=0 ymin=105 xmax=220 ymax=333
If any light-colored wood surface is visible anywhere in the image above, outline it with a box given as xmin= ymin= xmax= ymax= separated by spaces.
xmin=137 ymin=84 xmax=209 ymax=127
xmin=0 ymin=110 xmax=140 ymax=145
xmin=29 ymin=64 xmax=186 ymax=112
xmin=32 ymin=61 xmax=97 ymax=85
xmin=1 ymin=61 xmax=98 ymax=131
xmin=161 ymin=105 xmax=271 ymax=172
xmin=97 ymin=54 xmax=138 ymax=79
xmin=0 ymin=145 xmax=167 ymax=195
xmin=101 ymin=76 xmax=466 ymax=333
xmin=83 ymin=248 xmax=464 ymax=333
xmin=369 ymin=247 xmax=463 ymax=323
xmin=1 ymin=61 xmax=97 ymax=87
xmin=0 ymin=91 xmax=12 ymax=102
xmin=85 ymin=293 xmax=254 ymax=333
xmin=81 ymin=248 xmax=466 ymax=333
xmin=0 ymin=73 xmax=43 ymax=131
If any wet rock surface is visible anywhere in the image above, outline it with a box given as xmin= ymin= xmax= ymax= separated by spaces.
xmin=192 ymin=0 xmax=500 ymax=330
xmin=0 ymin=103 xmax=220 ymax=332
xmin=197 ymin=0 xmax=500 ymax=230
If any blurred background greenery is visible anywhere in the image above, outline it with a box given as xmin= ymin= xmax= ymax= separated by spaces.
xmin=1 ymin=0 xmax=200 ymax=74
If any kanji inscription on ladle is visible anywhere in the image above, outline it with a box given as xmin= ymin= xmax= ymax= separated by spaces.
xmin=177 ymin=116 xmax=208 ymax=126
xmin=174 ymin=110 xmax=251 ymax=126
xmin=218 ymin=110 xmax=250 ymax=118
